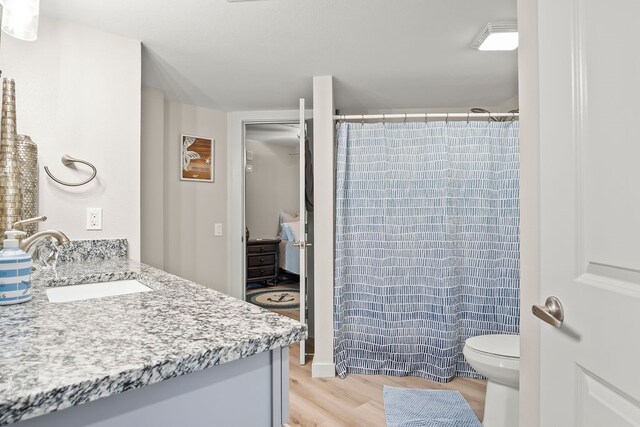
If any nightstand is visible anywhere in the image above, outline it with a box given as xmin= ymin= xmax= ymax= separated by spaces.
xmin=246 ymin=239 xmax=280 ymax=284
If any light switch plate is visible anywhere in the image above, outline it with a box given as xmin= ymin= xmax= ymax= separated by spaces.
xmin=87 ymin=208 xmax=102 ymax=230
xmin=215 ymin=223 xmax=223 ymax=236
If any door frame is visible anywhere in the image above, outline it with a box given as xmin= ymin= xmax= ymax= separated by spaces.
xmin=227 ymin=110 xmax=313 ymax=301
xmin=517 ymin=0 xmax=542 ymax=425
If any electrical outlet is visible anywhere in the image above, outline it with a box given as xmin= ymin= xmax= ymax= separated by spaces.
xmin=215 ymin=223 xmax=223 ymax=236
xmin=87 ymin=208 xmax=102 ymax=230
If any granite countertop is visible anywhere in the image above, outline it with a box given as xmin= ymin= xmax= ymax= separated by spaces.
xmin=0 ymin=259 xmax=307 ymax=425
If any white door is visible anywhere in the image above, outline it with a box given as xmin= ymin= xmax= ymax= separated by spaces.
xmin=535 ymin=0 xmax=640 ymax=424
xmin=296 ymin=98 xmax=310 ymax=365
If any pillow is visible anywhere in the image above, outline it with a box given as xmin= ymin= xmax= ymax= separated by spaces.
xmin=283 ymin=221 xmax=301 ymax=242
xmin=279 ymin=209 xmax=299 ymax=225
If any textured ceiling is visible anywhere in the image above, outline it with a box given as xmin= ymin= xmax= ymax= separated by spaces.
xmin=40 ymin=0 xmax=518 ymax=112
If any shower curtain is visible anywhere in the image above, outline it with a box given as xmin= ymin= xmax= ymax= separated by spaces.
xmin=334 ymin=121 xmax=520 ymax=382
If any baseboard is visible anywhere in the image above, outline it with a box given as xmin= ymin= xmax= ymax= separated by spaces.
xmin=311 ymin=361 xmax=336 ymax=378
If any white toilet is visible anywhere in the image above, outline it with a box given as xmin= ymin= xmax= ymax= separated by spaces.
xmin=463 ymin=334 xmax=520 ymax=427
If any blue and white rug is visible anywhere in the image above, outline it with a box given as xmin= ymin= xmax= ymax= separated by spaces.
xmin=384 ymin=386 xmax=482 ymax=427
xmin=247 ymin=289 xmax=300 ymax=310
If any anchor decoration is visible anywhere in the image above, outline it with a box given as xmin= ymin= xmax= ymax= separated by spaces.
xmin=267 ymin=293 xmax=295 ymax=303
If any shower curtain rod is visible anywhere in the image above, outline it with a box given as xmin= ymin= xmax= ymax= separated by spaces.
xmin=333 ymin=112 xmax=519 ymax=121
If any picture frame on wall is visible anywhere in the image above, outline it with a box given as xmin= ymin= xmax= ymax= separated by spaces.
xmin=181 ymin=134 xmax=214 ymax=182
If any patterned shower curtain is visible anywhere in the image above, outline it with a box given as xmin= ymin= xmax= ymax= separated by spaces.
xmin=334 ymin=121 xmax=520 ymax=382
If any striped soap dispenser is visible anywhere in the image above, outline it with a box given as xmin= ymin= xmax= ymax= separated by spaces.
xmin=0 ymin=230 xmax=32 ymax=305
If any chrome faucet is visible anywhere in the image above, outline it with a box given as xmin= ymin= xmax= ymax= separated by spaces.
xmin=12 ymin=216 xmax=70 ymax=252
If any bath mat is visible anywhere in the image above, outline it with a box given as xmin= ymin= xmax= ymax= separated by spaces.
xmin=247 ymin=289 xmax=299 ymax=309
xmin=383 ymin=386 xmax=482 ymax=427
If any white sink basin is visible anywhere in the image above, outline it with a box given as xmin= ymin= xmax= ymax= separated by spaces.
xmin=46 ymin=279 xmax=152 ymax=303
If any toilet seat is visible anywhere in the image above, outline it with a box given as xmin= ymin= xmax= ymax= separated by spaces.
xmin=465 ymin=334 xmax=519 ymax=359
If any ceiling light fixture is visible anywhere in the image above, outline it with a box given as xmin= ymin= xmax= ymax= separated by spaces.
xmin=0 ymin=0 xmax=40 ymax=41
xmin=471 ymin=22 xmax=518 ymax=51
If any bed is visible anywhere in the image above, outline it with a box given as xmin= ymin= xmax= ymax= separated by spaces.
xmin=279 ymin=240 xmax=300 ymax=275
xmin=278 ymin=212 xmax=301 ymax=275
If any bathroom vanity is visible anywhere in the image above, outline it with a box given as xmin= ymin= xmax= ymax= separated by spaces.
xmin=0 ymin=255 xmax=306 ymax=426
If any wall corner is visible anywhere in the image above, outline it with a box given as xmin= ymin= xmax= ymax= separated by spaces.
xmin=311 ymin=75 xmax=336 ymax=377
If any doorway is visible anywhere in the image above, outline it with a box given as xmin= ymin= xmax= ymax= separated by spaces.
xmin=242 ymin=118 xmax=315 ymax=364
xmin=244 ymin=122 xmax=302 ymax=320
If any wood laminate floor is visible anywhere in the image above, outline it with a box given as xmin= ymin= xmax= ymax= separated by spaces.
xmin=285 ymin=341 xmax=486 ymax=427
xmin=247 ymin=282 xmax=487 ymax=426
xmin=275 ymin=313 xmax=487 ymax=427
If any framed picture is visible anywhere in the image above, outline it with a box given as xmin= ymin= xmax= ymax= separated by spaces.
xmin=181 ymin=134 xmax=214 ymax=182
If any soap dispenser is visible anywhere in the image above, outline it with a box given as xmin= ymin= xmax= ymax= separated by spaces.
xmin=0 ymin=230 xmax=33 ymax=305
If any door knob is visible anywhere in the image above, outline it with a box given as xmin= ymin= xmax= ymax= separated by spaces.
xmin=532 ymin=296 xmax=564 ymax=328
xmin=293 ymin=241 xmax=313 ymax=248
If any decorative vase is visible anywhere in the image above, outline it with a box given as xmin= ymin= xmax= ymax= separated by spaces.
xmin=16 ymin=134 xmax=38 ymax=236
xmin=0 ymin=78 xmax=23 ymax=238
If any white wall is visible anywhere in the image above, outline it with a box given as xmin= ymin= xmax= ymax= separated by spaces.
xmin=141 ymin=90 xmax=228 ymax=293
xmin=518 ymin=0 xmax=541 ymax=425
xmin=0 ymin=16 xmax=142 ymax=259
xmin=164 ymin=101 xmax=228 ymax=292
xmin=141 ymin=87 xmax=165 ymax=268
xmin=340 ymin=100 xmax=519 ymax=117
xmin=245 ymin=139 xmax=299 ymax=239
xmin=311 ymin=76 xmax=336 ymax=378
xmin=494 ymin=95 xmax=520 ymax=112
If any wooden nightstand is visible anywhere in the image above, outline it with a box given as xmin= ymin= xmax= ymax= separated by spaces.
xmin=246 ymin=239 xmax=280 ymax=284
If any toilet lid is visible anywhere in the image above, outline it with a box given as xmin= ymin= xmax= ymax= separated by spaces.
xmin=465 ymin=334 xmax=519 ymax=358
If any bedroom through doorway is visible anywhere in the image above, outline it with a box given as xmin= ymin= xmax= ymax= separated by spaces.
xmin=243 ymin=121 xmax=314 ymax=359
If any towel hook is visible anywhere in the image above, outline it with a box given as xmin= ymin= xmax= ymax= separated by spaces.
xmin=382 ymin=113 xmax=386 ymax=125
xmin=404 ymin=113 xmax=407 ymax=124
xmin=44 ymin=155 xmax=97 ymax=187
